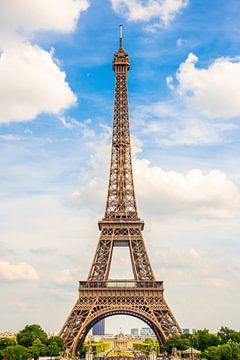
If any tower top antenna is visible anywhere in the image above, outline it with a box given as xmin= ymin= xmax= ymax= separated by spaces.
xmin=120 ymin=24 xmax=123 ymax=50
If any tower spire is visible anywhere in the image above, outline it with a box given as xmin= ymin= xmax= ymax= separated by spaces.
xmin=119 ymin=24 xmax=123 ymax=50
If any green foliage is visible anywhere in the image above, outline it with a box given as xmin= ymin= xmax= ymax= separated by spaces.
xmin=83 ymin=341 xmax=110 ymax=355
xmin=8 ymin=325 xmax=64 ymax=359
xmin=28 ymin=339 xmax=48 ymax=359
xmin=203 ymin=345 xmax=221 ymax=360
xmin=163 ymin=334 xmax=191 ymax=353
xmin=218 ymin=326 xmax=240 ymax=344
xmin=0 ymin=338 xmax=17 ymax=350
xmin=191 ymin=329 xmax=219 ymax=351
xmin=204 ymin=340 xmax=240 ymax=360
xmin=16 ymin=325 xmax=48 ymax=348
xmin=162 ymin=327 xmax=240 ymax=358
xmin=3 ymin=345 xmax=28 ymax=360
xmin=3 ymin=324 xmax=240 ymax=360
xmin=133 ymin=339 xmax=160 ymax=355
xmin=47 ymin=336 xmax=64 ymax=356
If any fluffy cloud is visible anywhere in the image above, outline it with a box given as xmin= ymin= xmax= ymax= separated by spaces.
xmin=0 ymin=261 xmax=39 ymax=281
xmin=0 ymin=0 xmax=89 ymax=43
xmin=133 ymin=54 xmax=240 ymax=146
xmin=0 ymin=43 xmax=76 ymax=123
xmin=174 ymin=53 xmax=240 ymax=118
xmin=132 ymin=101 xmax=237 ymax=145
xmin=111 ymin=0 xmax=188 ymax=25
xmin=72 ymin=134 xmax=240 ymax=219
xmin=0 ymin=0 xmax=89 ymax=123
xmin=135 ymin=160 xmax=240 ymax=218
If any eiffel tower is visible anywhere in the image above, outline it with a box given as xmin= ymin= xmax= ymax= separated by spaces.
xmin=60 ymin=25 xmax=181 ymax=356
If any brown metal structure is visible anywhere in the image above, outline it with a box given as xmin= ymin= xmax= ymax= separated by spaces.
xmin=60 ymin=25 xmax=181 ymax=356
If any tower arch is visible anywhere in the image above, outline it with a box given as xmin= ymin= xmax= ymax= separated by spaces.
xmin=72 ymin=308 xmax=167 ymax=353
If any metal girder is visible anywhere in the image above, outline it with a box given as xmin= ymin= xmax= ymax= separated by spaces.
xmin=87 ymin=223 xmax=155 ymax=282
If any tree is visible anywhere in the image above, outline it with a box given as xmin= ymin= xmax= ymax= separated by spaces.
xmin=192 ymin=329 xmax=219 ymax=351
xmin=16 ymin=324 xmax=48 ymax=348
xmin=205 ymin=345 xmax=220 ymax=360
xmin=3 ymin=345 xmax=28 ymax=360
xmin=218 ymin=327 xmax=240 ymax=344
xmin=0 ymin=338 xmax=16 ymax=350
xmin=47 ymin=336 xmax=64 ymax=356
xmin=163 ymin=335 xmax=191 ymax=354
xmin=204 ymin=341 xmax=240 ymax=360
xmin=218 ymin=341 xmax=240 ymax=360
xmin=28 ymin=339 xmax=48 ymax=359
xmin=133 ymin=339 xmax=160 ymax=355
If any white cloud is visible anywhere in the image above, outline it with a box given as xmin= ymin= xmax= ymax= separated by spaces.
xmin=174 ymin=53 xmax=240 ymax=118
xmin=135 ymin=160 xmax=240 ymax=218
xmin=0 ymin=261 xmax=39 ymax=281
xmin=0 ymin=43 xmax=76 ymax=123
xmin=60 ymin=117 xmax=96 ymax=137
xmin=0 ymin=0 xmax=90 ymax=123
xmin=111 ymin=0 xmax=188 ymax=25
xmin=72 ymin=134 xmax=240 ymax=219
xmin=0 ymin=0 xmax=89 ymax=44
xmin=132 ymin=101 xmax=237 ymax=146
xmin=0 ymin=134 xmax=21 ymax=141
xmin=132 ymin=55 xmax=240 ymax=147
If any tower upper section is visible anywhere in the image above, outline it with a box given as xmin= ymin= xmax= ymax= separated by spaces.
xmin=104 ymin=25 xmax=138 ymax=222
xmin=112 ymin=25 xmax=130 ymax=73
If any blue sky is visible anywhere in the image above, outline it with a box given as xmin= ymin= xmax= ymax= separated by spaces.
xmin=1 ymin=0 xmax=240 ymax=335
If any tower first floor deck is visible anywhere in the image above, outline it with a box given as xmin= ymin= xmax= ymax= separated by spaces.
xmin=60 ymin=281 xmax=181 ymax=355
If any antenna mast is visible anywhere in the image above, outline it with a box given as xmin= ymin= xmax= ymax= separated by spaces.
xmin=120 ymin=24 xmax=123 ymax=49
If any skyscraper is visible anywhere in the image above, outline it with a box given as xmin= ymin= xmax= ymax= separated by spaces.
xmin=92 ymin=319 xmax=105 ymax=336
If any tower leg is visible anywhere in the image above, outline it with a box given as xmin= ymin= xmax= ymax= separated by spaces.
xmin=60 ymin=286 xmax=181 ymax=356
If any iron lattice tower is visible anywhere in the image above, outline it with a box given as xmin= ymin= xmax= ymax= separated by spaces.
xmin=60 ymin=26 xmax=181 ymax=356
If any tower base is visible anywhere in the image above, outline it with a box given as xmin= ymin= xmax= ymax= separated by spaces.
xmin=60 ymin=281 xmax=181 ymax=356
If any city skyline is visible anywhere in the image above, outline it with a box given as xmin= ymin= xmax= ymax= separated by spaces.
xmin=1 ymin=0 xmax=240 ymax=335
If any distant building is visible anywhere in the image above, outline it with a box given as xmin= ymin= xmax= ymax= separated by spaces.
xmin=0 ymin=332 xmax=15 ymax=338
xmin=140 ymin=327 xmax=155 ymax=337
xmin=131 ymin=328 xmax=139 ymax=337
xmin=182 ymin=348 xmax=201 ymax=359
xmin=92 ymin=319 xmax=105 ymax=335
xmin=182 ymin=329 xmax=194 ymax=335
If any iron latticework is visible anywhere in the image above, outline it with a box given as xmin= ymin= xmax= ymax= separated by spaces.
xmin=60 ymin=25 xmax=181 ymax=356
xmin=105 ymin=44 xmax=137 ymax=221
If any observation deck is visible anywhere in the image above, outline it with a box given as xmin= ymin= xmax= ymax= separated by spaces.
xmin=79 ymin=280 xmax=163 ymax=290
